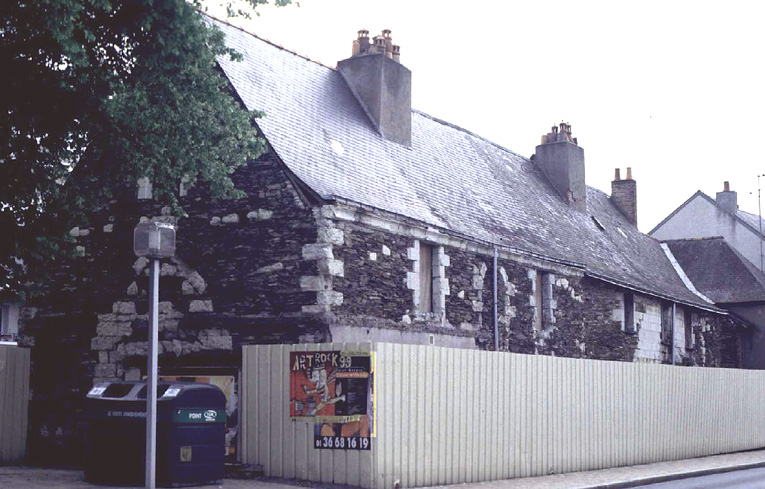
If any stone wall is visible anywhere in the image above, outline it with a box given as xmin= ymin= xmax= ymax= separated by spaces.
xmin=16 ymin=165 xmax=746 ymax=465
xmin=18 ymin=152 xmax=326 ymax=463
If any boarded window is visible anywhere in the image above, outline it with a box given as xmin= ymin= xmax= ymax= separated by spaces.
xmin=624 ymin=293 xmax=635 ymax=334
xmin=533 ymin=272 xmax=543 ymax=331
xmin=661 ymin=303 xmax=672 ymax=345
xmin=419 ymin=243 xmax=433 ymax=313
xmin=684 ymin=308 xmax=694 ymax=350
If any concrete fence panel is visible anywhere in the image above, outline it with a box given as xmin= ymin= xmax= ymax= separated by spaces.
xmin=0 ymin=345 xmax=30 ymax=463
xmin=242 ymin=343 xmax=765 ymax=489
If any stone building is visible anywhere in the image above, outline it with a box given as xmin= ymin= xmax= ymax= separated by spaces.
xmin=650 ymin=182 xmax=765 ymax=272
xmin=17 ymin=18 xmax=747 ymax=464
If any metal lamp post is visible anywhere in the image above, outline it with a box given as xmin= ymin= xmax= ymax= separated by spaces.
xmin=133 ymin=222 xmax=176 ymax=489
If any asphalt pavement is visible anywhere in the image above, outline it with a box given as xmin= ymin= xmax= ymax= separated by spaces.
xmin=4 ymin=448 xmax=765 ymax=489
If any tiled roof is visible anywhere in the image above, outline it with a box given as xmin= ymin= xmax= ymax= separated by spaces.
xmin=737 ymin=209 xmax=765 ymax=238
xmin=665 ymin=237 xmax=765 ymax=303
xmin=210 ymin=18 xmax=720 ymax=311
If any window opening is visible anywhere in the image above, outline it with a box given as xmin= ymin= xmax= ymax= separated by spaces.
xmin=684 ymin=308 xmax=694 ymax=350
xmin=624 ymin=293 xmax=635 ymax=334
xmin=419 ymin=243 xmax=433 ymax=313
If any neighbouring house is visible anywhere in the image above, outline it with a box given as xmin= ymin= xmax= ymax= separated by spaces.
xmin=663 ymin=237 xmax=765 ymax=369
xmin=15 ymin=17 xmax=748 ymax=464
xmin=650 ymin=182 xmax=765 ymax=272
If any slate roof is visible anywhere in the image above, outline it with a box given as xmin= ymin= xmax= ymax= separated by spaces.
xmin=210 ymin=18 xmax=721 ymax=312
xmin=650 ymin=190 xmax=765 ymax=239
xmin=665 ymin=237 xmax=765 ymax=303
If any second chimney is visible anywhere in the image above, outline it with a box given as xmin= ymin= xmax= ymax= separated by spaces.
xmin=611 ymin=167 xmax=637 ymax=226
xmin=338 ymin=29 xmax=411 ymax=146
xmin=716 ymin=181 xmax=738 ymax=214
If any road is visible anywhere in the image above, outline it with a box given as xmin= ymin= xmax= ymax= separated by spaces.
xmin=634 ymin=467 xmax=765 ymax=488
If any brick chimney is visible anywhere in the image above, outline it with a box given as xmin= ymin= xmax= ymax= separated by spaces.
xmin=716 ymin=181 xmax=738 ymax=214
xmin=534 ymin=123 xmax=586 ymax=212
xmin=338 ymin=29 xmax=411 ymax=146
xmin=611 ymin=167 xmax=638 ymax=225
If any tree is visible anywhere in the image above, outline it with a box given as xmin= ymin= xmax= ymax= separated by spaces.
xmin=0 ymin=0 xmax=289 ymax=300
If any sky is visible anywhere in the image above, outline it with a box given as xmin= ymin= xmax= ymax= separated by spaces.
xmin=204 ymin=0 xmax=765 ymax=233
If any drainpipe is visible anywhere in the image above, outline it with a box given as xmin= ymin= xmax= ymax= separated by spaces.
xmin=493 ymin=246 xmax=499 ymax=351
xmin=671 ymin=303 xmax=676 ymax=365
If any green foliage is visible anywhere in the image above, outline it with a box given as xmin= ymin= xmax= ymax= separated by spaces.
xmin=0 ymin=0 xmax=288 ymax=300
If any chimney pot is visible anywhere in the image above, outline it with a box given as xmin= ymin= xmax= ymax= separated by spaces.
xmin=614 ymin=168 xmax=621 ymax=181
xmin=626 ymin=167 xmax=633 ymax=180
xmin=724 ymin=181 xmax=730 ymax=192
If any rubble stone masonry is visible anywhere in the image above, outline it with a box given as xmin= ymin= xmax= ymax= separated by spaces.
xmin=17 ymin=152 xmax=744 ymax=465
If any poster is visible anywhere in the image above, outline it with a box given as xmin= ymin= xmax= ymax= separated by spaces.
xmin=289 ymin=350 xmax=374 ymax=450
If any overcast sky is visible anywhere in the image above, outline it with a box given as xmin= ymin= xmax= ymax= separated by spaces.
xmin=205 ymin=0 xmax=765 ymax=233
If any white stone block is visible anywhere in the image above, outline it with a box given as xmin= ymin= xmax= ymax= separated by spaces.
xmin=103 ymin=224 xmax=113 ymax=233
xmin=189 ymin=300 xmax=213 ymax=313
xmin=79 ymin=228 xmax=90 ymax=237
xmin=127 ymin=282 xmax=138 ymax=296
xmin=133 ymin=257 xmax=149 ymax=275
xmin=258 ymin=209 xmax=273 ymax=220
xmin=406 ymin=271 xmax=419 ymax=290
xmin=300 ymin=276 xmax=327 ymax=291
xmin=302 ymin=243 xmax=333 ymax=260
xmin=69 ymin=227 xmax=80 ymax=237
xmin=222 ymin=213 xmax=239 ymax=224
xmin=317 ymin=291 xmax=343 ymax=306
xmin=319 ymin=259 xmax=344 ymax=277
xmin=368 ymin=252 xmax=378 ymax=261
xmin=256 ymin=262 xmax=284 ymax=273
xmin=112 ymin=302 xmax=136 ymax=315
xmin=318 ymin=227 xmax=344 ymax=245
xmin=210 ymin=216 xmax=221 ymax=226
xmin=381 ymin=245 xmax=391 ymax=256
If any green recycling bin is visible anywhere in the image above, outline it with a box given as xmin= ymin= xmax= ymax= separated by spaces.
xmin=83 ymin=381 xmax=226 ymax=487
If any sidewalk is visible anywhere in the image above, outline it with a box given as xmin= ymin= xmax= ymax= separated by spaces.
xmin=4 ymin=449 xmax=765 ymax=489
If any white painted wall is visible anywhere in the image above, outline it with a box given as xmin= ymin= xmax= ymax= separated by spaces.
xmin=651 ymin=195 xmax=764 ymax=271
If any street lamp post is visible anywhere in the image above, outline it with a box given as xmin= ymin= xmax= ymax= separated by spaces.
xmin=759 ymin=175 xmax=764 ymax=272
xmin=133 ymin=222 xmax=176 ymax=489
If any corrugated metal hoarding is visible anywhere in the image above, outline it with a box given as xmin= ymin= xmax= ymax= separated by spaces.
xmin=243 ymin=343 xmax=765 ymax=488
xmin=0 ymin=344 xmax=30 ymax=463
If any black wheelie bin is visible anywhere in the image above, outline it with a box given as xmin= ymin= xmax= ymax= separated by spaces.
xmin=83 ymin=381 xmax=226 ymax=487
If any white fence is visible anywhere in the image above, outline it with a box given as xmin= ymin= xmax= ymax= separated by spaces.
xmin=0 ymin=345 xmax=30 ymax=463
xmin=242 ymin=343 xmax=765 ymax=488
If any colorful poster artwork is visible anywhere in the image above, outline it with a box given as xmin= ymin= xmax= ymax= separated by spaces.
xmin=289 ymin=350 xmax=374 ymax=450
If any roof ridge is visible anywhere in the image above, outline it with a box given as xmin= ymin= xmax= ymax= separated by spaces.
xmin=412 ymin=110 xmax=529 ymax=162
xmin=201 ymin=11 xmax=337 ymax=71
